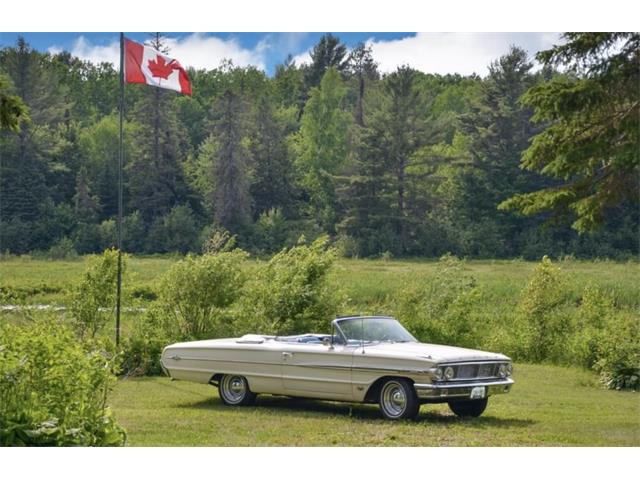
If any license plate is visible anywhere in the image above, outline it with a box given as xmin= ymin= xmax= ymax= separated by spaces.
xmin=470 ymin=386 xmax=486 ymax=399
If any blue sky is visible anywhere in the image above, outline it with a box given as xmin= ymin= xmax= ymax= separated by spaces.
xmin=0 ymin=32 xmax=561 ymax=76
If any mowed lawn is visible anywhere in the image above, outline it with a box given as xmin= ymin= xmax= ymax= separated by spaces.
xmin=110 ymin=364 xmax=640 ymax=446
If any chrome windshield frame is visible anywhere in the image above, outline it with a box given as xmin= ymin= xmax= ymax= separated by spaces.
xmin=332 ymin=316 xmax=417 ymax=345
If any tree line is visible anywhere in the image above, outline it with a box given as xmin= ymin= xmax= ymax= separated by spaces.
xmin=0 ymin=33 xmax=637 ymax=258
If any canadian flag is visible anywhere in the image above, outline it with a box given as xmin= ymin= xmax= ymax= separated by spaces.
xmin=124 ymin=38 xmax=192 ymax=95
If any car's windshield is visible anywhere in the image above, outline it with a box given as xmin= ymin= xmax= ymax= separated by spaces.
xmin=335 ymin=317 xmax=417 ymax=344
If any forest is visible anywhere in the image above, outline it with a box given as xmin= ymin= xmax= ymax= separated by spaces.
xmin=0 ymin=33 xmax=638 ymax=259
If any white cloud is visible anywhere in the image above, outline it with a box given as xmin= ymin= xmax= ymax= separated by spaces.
xmin=66 ymin=36 xmax=120 ymax=65
xmin=61 ymin=33 xmax=268 ymax=70
xmin=164 ymin=33 xmax=266 ymax=70
xmin=291 ymin=49 xmax=312 ymax=66
xmin=367 ymin=33 xmax=562 ymax=76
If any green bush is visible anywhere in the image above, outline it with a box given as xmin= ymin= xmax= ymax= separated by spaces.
xmin=567 ymin=285 xmax=613 ymax=368
xmin=70 ymin=249 xmax=126 ymax=338
xmin=0 ymin=318 xmax=126 ymax=446
xmin=395 ymin=254 xmax=482 ymax=347
xmin=567 ymin=285 xmax=639 ymax=390
xmin=156 ymin=250 xmax=248 ymax=340
xmin=593 ymin=311 xmax=640 ymax=390
xmin=252 ymin=208 xmax=289 ymax=254
xmin=510 ymin=256 xmax=571 ymax=362
xmin=120 ymin=311 xmax=169 ymax=376
xmin=237 ymin=236 xmax=342 ymax=335
xmin=47 ymin=237 xmax=78 ymax=260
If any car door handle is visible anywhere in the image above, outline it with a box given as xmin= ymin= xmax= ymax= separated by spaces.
xmin=282 ymin=352 xmax=293 ymax=358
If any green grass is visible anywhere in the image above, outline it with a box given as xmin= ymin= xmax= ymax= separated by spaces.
xmin=110 ymin=363 xmax=640 ymax=446
xmin=2 ymin=256 xmax=639 ymax=446
xmin=2 ymin=256 xmax=639 ymax=310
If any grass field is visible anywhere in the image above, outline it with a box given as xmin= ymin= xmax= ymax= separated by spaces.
xmin=2 ymin=255 xmax=639 ymax=309
xmin=110 ymin=363 xmax=640 ymax=446
xmin=2 ymin=255 xmax=638 ymax=446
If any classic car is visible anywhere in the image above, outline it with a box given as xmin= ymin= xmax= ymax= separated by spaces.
xmin=160 ymin=315 xmax=514 ymax=420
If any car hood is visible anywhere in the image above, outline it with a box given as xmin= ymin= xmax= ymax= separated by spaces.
xmin=363 ymin=341 xmax=510 ymax=364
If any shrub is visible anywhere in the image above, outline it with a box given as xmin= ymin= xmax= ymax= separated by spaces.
xmin=70 ymin=249 xmax=126 ymax=338
xmin=567 ymin=284 xmax=613 ymax=368
xmin=201 ymin=225 xmax=237 ymax=254
xmin=0 ymin=318 xmax=126 ymax=446
xmin=47 ymin=237 xmax=78 ymax=260
xmin=510 ymin=256 xmax=571 ymax=362
xmin=593 ymin=311 xmax=640 ymax=390
xmin=395 ymin=254 xmax=482 ymax=347
xmin=333 ymin=234 xmax=360 ymax=258
xmin=97 ymin=219 xmax=117 ymax=250
xmin=160 ymin=204 xmax=200 ymax=254
xmin=237 ymin=236 xmax=343 ymax=335
xmin=123 ymin=211 xmax=147 ymax=253
xmin=568 ymin=284 xmax=639 ymax=390
xmin=252 ymin=208 xmax=289 ymax=254
xmin=120 ymin=311 xmax=169 ymax=376
xmin=156 ymin=250 xmax=248 ymax=340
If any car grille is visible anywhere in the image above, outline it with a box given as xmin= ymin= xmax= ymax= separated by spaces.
xmin=455 ymin=363 xmax=498 ymax=379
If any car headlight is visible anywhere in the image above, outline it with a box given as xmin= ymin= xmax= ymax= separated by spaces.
xmin=433 ymin=368 xmax=443 ymax=381
xmin=498 ymin=364 xmax=507 ymax=378
xmin=506 ymin=363 xmax=513 ymax=377
xmin=444 ymin=366 xmax=455 ymax=380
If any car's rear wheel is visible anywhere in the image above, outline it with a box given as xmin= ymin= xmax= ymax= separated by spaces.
xmin=448 ymin=398 xmax=488 ymax=418
xmin=378 ymin=378 xmax=420 ymax=420
xmin=218 ymin=374 xmax=257 ymax=406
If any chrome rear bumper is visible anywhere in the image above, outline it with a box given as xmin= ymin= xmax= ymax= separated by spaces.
xmin=413 ymin=378 xmax=514 ymax=400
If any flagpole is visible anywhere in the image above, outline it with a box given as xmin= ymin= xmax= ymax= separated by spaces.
xmin=116 ymin=32 xmax=124 ymax=346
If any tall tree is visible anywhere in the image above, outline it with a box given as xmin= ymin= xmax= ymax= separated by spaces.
xmin=0 ymin=73 xmax=28 ymax=132
xmin=346 ymin=42 xmax=379 ymax=126
xmin=458 ymin=46 xmax=548 ymax=255
xmin=248 ymin=94 xmax=295 ymax=218
xmin=499 ymin=33 xmax=640 ymax=232
xmin=298 ymin=34 xmax=348 ymax=119
xmin=383 ymin=66 xmax=425 ymax=253
xmin=127 ymin=33 xmax=190 ymax=222
xmin=294 ymin=68 xmax=351 ymax=233
xmin=0 ymin=38 xmax=67 ymax=222
xmin=203 ymin=89 xmax=252 ymax=230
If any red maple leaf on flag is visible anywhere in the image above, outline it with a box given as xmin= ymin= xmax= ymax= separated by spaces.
xmin=148 ymin=55 xmax=177 ymax=79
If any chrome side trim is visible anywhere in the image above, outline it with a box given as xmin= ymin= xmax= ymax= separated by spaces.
xmin=164 ymin=356 xmax=433 ymax=375
xmin=164 ymin=356 xmax=282 ymax=367
xmin=438 ymin=360 xmax=509 ymax=366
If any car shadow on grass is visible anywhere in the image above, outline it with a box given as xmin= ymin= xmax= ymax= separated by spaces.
xmin=178 ymin=395 xmax=535 ymax=428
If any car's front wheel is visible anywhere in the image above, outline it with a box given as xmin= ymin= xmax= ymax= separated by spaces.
xmin=218 ymin=374 xmax=257 ymax=406
xmin=378 ymin=378 xmax=420 ymax=420
xmin=448 ymin=398 xmax=488 ymax=418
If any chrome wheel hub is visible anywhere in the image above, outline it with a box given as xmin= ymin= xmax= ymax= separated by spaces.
xmin=221 ymin=375 xmax=246 ymax=404
xmin=381 ymin=382 xmax=407 ymax=417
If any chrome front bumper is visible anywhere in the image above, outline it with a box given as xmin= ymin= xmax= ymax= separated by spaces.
xmin=413 ymin=378 xmax=514 ymax=400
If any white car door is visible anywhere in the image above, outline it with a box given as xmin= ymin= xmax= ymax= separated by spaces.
xmin=280 ymin=343 xmax=355 ymax=400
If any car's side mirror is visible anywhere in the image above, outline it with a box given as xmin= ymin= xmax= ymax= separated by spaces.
xmin=322 ymin=337 xmax=333 ymax=348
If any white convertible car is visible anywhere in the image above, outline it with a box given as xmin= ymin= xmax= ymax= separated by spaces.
xmin=161 ymin=316 xmax=514 ymax=420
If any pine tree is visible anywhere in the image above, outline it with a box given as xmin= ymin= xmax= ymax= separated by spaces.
xmin=460 ymin=46 xmax=549 ymax=255
xmin=346 ymin=43 xmax=379 ymax=126
xmin=384 ymin=66 xmax=425 ymax=253
xmin=298 ymin=34 xmax=348 ymax=119
xmin=249 ymin=94 xmax=294 ymax=218
xmin=127 ymin=33 xmax=190 ymax=222
xmin=206 ymin=89 xmax=251 ymax=231
xmin=73 ymin=165 xmax=100 ymax=222
xmin=499 ymin=33 xmax=640 ymax=232
xmin=0 ymin=37 xmax=67 ymax=223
